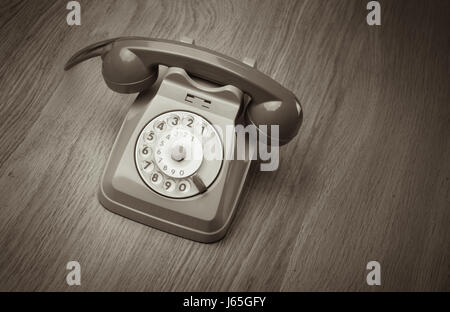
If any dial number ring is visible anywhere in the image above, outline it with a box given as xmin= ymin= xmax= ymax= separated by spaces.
xmin=135 ymin=111 xmax=223 ymax=199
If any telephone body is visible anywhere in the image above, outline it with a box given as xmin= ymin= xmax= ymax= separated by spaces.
xmin=65 ymin=37 xmax=303 ymax=242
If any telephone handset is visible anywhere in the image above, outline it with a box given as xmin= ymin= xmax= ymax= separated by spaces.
xmin=65 ymin=37 xmax=303 ymax=242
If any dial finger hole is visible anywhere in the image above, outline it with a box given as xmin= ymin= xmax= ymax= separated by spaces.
xmin=182 ymin=115 xmax=195 ymax=128
xmin=144 ymin=131 xmax=155 ymax=143
xmin=167 ymin=114 xmax=180 ymax=127
xmin=154 ymin=120 xmax=166 ymax=132
xmin=143 ymin=160 xmax=154 ymax=172
xmin=141 ymin=146 xmax=152 ymax=158
xmin=195 ymin=122 xmax=210 ymax=138
xmin=178 ymin=180 xmax=191 ymax=193
xmin=164 ymin=179 xmax=176 ymax=192
xmin=150 ymin=172 xmax=163 ymax=185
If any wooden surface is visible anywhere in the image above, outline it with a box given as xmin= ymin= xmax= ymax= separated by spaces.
xmin=0 ymin=0 xmax=449 ymax=291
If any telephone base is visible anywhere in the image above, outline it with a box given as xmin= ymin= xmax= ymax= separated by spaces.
xmin=98 ymin=66 xmax=253 ymax=243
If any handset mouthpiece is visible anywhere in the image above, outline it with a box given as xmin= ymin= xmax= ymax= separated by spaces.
xmin=64 ymin=38 xmax=118 ymax=70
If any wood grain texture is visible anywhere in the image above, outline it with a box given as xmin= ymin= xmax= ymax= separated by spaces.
xmin=0 ymin=0 xmax=449 ymax=291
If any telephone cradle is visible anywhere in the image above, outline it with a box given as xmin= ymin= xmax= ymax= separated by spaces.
xmin=64 ymin=37 xmax=303 ymax=242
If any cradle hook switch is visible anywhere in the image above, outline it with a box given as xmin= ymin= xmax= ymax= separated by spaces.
xmin=180 ymin=36 xmax=195 ymax=45
xmin=243 ymin=57 xmax=257 ymax=68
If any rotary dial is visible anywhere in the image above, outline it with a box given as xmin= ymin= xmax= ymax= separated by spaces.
xmin=135 ymin=111 xmax=223 ymax=198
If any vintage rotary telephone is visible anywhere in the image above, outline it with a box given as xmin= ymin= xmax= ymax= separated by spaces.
xmin=65 ymin=37 xmax=303 ymax=242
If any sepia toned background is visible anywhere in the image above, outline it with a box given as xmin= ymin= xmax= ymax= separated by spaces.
xmin=0 ymin=0 xmax=449 ymax=291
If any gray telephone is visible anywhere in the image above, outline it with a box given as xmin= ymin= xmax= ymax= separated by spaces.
xmin=65 ymin=37 xmax=303 ymax=242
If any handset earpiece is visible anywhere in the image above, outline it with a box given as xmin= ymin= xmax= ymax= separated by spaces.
xmin=101 ymin=46 xmax=158 ymax=93
xmin=64 ymin=37 xmax=158 ymax=94
xmin=65 ymin=37 xmax=303 ymax=145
